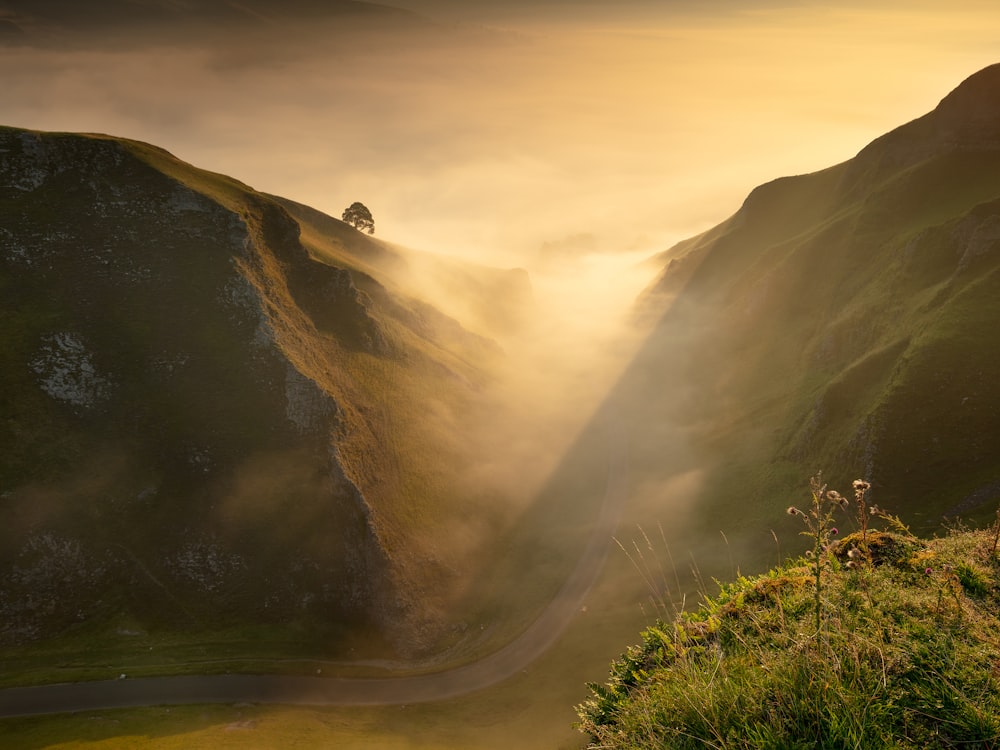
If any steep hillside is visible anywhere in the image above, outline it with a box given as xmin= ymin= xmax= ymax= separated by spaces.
xmin=631 ymin=63 xmax=1000 ymax=537
xmin=578 ymin=69 xmax=1000 ymax=745
xmin=271 ymin=194 xmax=534 ymax=340
xmin=0 ymin=125 xmax=511 ymax=656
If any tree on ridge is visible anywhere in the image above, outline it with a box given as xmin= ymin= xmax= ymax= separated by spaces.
xmin=342 ymin=202 xmax=374 ymax=234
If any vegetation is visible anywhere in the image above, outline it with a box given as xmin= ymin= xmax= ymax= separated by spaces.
xmin=624 ymin=66 xmax=1000 ymax=549
xmin=578 ymin=477 xmax=1000 ymax=748
xmin=342 ymin=200 xmax=375 ymax=234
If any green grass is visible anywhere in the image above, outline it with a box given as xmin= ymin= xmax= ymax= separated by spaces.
xmin=619 ymin=131 xmax=1000 ymax=558
xmin=578 ymin=500 xmax=1000 ymax=748
xmin=0 ymin=619 xmax=403 ymax=690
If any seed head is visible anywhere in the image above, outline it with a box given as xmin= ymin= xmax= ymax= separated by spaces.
xmin=847 ymin=547 xmax=861 ymax=560
xmin=786 ymin=506 xmax=801 ymax=516
xmin=827 ymin=490 xmax=850 ymax=509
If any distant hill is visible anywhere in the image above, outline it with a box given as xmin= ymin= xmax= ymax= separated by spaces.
xmin=628 ymin=62 xmax=1000 ymax=540
xmin=0 ymin=125 xmax=519 ymax=655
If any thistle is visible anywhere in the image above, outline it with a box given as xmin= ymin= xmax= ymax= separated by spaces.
xmin=788 ymin=473 xmax=845 ymax=634
xmin=852 ymin=479 xmax=872 ymax=549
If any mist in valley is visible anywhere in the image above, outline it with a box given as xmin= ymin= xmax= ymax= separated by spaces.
xmin=3 ymin=0 xmax=1000 ymax=746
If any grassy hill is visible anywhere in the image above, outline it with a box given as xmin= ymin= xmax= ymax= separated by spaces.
xmin=0 ymin=124 xmax=527 ymax=667
xmin=579 ymin=62 xmax=1000 ymax=748
xmin=626 ymin=62 xmax=1000 ymax=540
xmin=579 ymin=480 xmax=1000 ymax=747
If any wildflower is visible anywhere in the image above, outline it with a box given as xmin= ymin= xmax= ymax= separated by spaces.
xmin=846 ymin=560 xmax=857 ymax=570
xmin=847 ymin=547 xmax=861 ymax=560
xmin=853 ymin=479 xmax=871 ymax=492
xmin=925 ymin=567 xmax=933 ymax=575
xmin=830 ymin=527 xmax=838 ymax=536
xmin=787 ymin=506 xmax=801 ymax=516
xmin=806 ymin=550 xmax=814 ymax=559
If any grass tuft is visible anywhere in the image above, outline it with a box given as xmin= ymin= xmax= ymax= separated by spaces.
xmin=579 ymin=477 xmax=1000 ymax=748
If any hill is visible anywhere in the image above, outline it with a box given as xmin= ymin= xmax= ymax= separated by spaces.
xmin=0 ymin=124 xmax=523 ymax=659
xmin=625 ymin=62 xmax=1000 ymax=540
xmin=579 ymin=61 xmax=1000 ymax=748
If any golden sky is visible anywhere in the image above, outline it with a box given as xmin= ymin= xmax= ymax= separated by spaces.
xmin=2 ymin=0 xmax=999 ymax=266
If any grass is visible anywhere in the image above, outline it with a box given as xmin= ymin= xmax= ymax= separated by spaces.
xmin=578 ymin=480 xmax=1000 ymax=748
xmin=618 ymin=125 xmax=1000 ymax=559
xmin=0 ymin=619 xmax=405 ymax=690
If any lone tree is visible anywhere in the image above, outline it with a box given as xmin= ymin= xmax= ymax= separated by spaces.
xmin=342 ymin=201 xmax=375 ymax=234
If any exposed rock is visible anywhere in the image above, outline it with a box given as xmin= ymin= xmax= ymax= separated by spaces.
xmin=30 ymin=332 xmax=111 ymax=409
xmin=285 ymin=363 xmax=337 ymax=435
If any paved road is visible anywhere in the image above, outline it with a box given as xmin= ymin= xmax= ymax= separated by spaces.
xmin=0 ymin=416 xmax=628 ymax=718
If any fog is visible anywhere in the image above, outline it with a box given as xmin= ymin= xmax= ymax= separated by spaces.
xmin=3 ymin=1 xmax=998 ymax=271
xmin=5 ymin=0 xmax=1000 ymax=634
xmin=4 ymin=3 xmax=1000 ymax=746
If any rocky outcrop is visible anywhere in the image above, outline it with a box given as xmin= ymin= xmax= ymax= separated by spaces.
xmin=0 ymin=126 xmax=408 ymax=645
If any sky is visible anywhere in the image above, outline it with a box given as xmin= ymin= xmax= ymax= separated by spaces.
xmin=1 ymin=0 xmax=999 ymax=269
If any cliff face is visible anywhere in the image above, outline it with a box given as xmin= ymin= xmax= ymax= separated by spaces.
xmin=0 ymin=126 xmax=498 ymax=653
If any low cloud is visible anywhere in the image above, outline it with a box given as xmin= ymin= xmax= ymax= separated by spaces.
xmin=4 ymin=3 xmax=998 ymax=271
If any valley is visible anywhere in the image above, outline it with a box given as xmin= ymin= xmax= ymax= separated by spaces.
xmin=2 ymin=2 xmax=1000 ymax=745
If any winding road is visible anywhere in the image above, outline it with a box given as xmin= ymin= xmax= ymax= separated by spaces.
xmin=0 ymin=416 xmax=628 ymax=718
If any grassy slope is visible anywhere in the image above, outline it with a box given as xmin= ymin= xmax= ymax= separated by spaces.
xmin=579 ymin=507 xmax=1000 ymax=748
xmin=626 ymin=68 xmax=1000 ymax=547
xmin=580 ymin=63 xmax=1000 ymax=749
xmin=204 ymin=135 xmax=501 ymax=564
